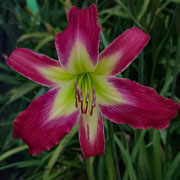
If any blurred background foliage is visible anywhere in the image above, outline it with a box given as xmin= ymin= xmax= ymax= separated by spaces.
xmin=0 ymin=0 xmax=180 ymax=179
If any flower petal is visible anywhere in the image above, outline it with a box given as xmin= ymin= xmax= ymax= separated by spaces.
xmin=55 ymin=4 xmax=101 ymax=74
xmin=94 ymin=27 xmax=150 ymax=75
xmin=13 ymin=82 xmax=80 ymax=155
xmin=78 ymin=107 xmax=105 ymax=158
xmin=6 ymin=48 xmax=75 ymax=87
xmin=96 ymin=77 xmax=180 ymax=129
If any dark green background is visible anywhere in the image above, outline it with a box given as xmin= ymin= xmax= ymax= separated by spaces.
xmin=0 ymin=0 xmax=180 ymax=180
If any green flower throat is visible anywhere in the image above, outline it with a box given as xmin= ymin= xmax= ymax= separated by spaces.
xmin=75 ymin=73 xmax=96 ymax=115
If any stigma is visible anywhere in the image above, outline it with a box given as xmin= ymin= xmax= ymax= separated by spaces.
xmin=74 ymin=73 xmax=96 ymax=115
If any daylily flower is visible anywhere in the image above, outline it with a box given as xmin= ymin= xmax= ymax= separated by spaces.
xmin=7 ymin=4 xmax=180 ymax=158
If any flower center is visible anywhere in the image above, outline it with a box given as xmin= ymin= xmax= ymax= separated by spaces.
xmin=75 ymin=73 xmax=96 ymax=115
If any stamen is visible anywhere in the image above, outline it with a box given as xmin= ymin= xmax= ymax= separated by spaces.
xmin=75 ymin=97 xmax=78 ymax=108
xmin=75 ymin=81 xmax=78 ymax=96
xmin=79 ymin=90 xmax=83 ymax=102
xmin=87 ymin=117 xmax=90 ymax=140
xmin=86 ymin=90 xmax=90 ymax=103
xmin=89 ymin=87 xmax=96 ymax=116
xmin=81 ymin=101 xmax=84 ymax=114
xmin=90 ymin=106 xmax=94 ymax=116
xmin=78 ymin=92 xmax=81 ymax=102
xmin=79 ymin=90 xmax=84 ymax=113
xmin=92 ymin=87 xmax=96 ymax=107
xmin=85 ymin=103 xmax=88 ymax=114
xmin=75 ymin=81 xmax=78 ymax=90
xmin=74 ymin=74 xmax=96 ymax=115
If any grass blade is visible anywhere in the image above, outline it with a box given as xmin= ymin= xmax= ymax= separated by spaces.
xmin=0 ymin=145 xmax=28 ymax=162
xmin=42 ymin=125 xmax=78 ymax=180
xmin=114 ymin=135 xmax=137 ymax=180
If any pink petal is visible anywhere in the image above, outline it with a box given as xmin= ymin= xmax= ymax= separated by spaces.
xmin=95 ymin=27 xmax=150 ymax=75
xmin=13 ymin=87 xmax=79 ymax=155
xmin=99 ymin=77 xmax=180 ymax=129
xmin=6 ymin=48 xmax=62 ymax=87
xmin=78 ymin=108 xmax=105 ymax=158
xmin=55 ymin=4 xmax=101 ymax=73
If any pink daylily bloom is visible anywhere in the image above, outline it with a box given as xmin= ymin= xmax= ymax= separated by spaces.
xmin=6 ymin=4 xmax=180 ymax=158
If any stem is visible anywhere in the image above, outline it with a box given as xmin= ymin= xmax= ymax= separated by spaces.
xmin=86 ymin=157 xmax=95 ymax=180
xmin=107 ymin=120 xmax=121 ymax=180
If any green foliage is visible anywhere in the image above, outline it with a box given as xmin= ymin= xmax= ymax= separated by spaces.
xmin=0 ymin=0 xmax=180 ymax=179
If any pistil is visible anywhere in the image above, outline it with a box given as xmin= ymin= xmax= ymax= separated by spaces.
xmin=90 ymin=87 xmax=96 ymax=115
xmin=75 ymin=81 xmax=79 ymax=108
xmin=84 ymin=90 xmax=89 ymax=113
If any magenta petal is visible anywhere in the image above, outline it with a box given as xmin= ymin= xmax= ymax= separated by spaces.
xmin=6 ymin=48 xmax=61 ymax=87
xmin=99 ymin=77 xmax=180 ymax=129
xmin=55 ymin=4 xmax=101 ymax=73
xmin=97 ymin=27 xmax=150 ymax=75
xmin=78 ymin=108 xmax=105 ymax=158
xmin=13 ymin=88 xmax=79 ymax=155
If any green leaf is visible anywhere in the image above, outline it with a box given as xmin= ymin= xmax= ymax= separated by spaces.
xmin=123 ymin=130 xmax=146 ymax=180
xmin=152 ymin=130 xmax=162 ymax=180
xmin=115 ymin=135 xmax=137 ymax=180
xmin=34 ymin=35 xmax=54 ymax=51
xmin=115 ymin=0 xmax=144 ymax=30
xmin=0 ymin=145 xmax=28 ymax=162
xmin=165 ymin=151 xmax=180 ymax=180
xmin=0 ymin=160 xmax=41 ymax=170
xmin=97 ymin=156 xmax=105 ymax=180
xmin=0 ymin=61 xmax=10 ymax=71
xmin=42 ymin=125 xmax=78 ymax=180
xmin=5 ymin=81 xmax=39 ymax=105
xmin=172 ymin=0 xmax=180 ymax=3
xmin=105 ymin=139 xmax=116 ymax=180
xmin=99 ymin=7 xmax=129 ymax=19
xmin=137 ymin=0 xmax=150 ymax=21
xmin=138 ymin=139 xmax=152 ymax=180
xmin=0 ymin=73 xmax=20 ymax=85
xmin=17 ymin=32 xmax=49 ymax=43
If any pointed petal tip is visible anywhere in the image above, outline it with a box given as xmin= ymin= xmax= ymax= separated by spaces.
xmin=79 ymin=109 xmax=105 ymax=158
xmin=12 ymin=87 xmax=79 ymax=156
xmin=55 ymin=4 xmax=100 ymax=73
xmin=6 ymin=48 xmax=64 ymax=87
xmin=6 ymin=48 xmax=18 ymax=66
xmin=126 ymin=26 xmax=151 ymax=46
xmin=56 ymin=4 xmax=100 ymax=38
xmin=96 ymin=26 xmax=150 ymax=76
xmin=27 ymin=130 xmax=70 ymax=156
xmin=24 ymin=126 xmax=75 ymax=156
xmin=133 ymin=26 xmax=151 ymax=41
xmin=67 ymin=4 xmax=99 ymax=24
xmin=12 ymin=120 xmax=21 ymax=138
xmin=98 ymin=77 xmax=180 ymax=130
